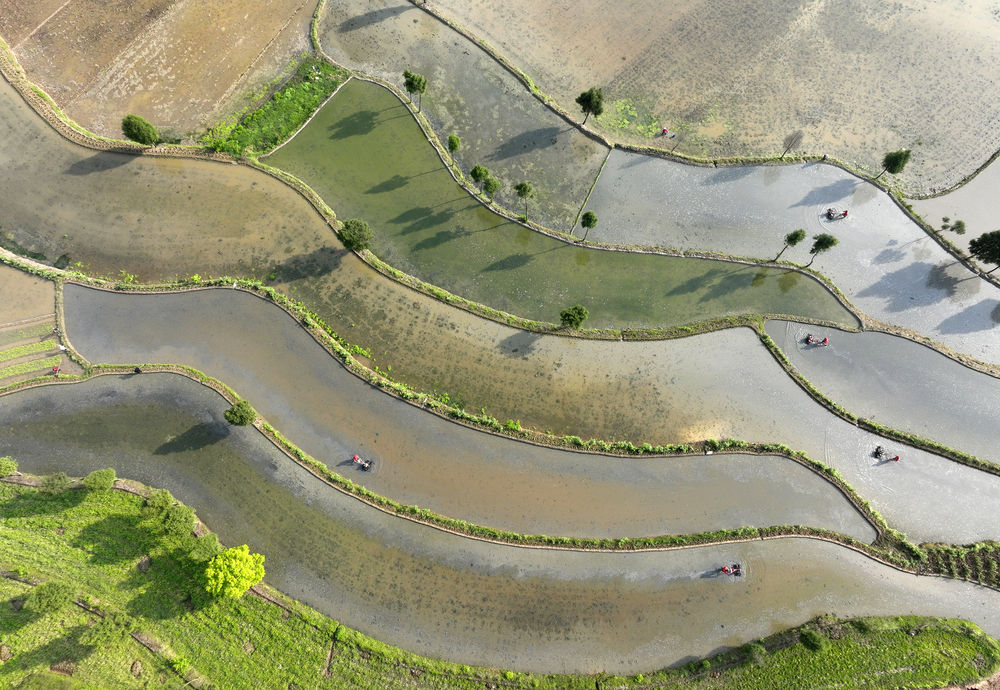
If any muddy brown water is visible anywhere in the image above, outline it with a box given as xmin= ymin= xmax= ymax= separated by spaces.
xmin=63 ymin=284 xmax=1000 ymax=544
xmin=766 ymin=320 xmax=1000 ymax=465
xmin=62 ymin=284 xmax=875 ymax=542
xmin=2 ymin=373 xmax=998 ymax=675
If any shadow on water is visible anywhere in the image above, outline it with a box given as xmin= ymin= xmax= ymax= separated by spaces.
xmin=497 ymin=331 xmax=542 ymax=359
xmin=666 ymin=270 xmax=720 ymax=297
xmin=338 ymin=4 xmax=409 ymax=32
xmin=153 ymin=422 xmax=229 ymax=455
xmin=64 ymin=150 xmax=134 ymax=175
xmin=936 ymin=299 xmax=1000 ymax=334
xmin=328 ymin=110 xmax=378 ymax=139
xmin=390 ymin=206 xmax=433 ymax=224
xmin=703 ymin=166 xmax=755 ymax=185
xmin=488 ymin=127 xmax=562 ymax=161
xmin=401 ymin=209 xmax=458 ymax=235
xmin=367 ymin=174 xmax=409 ymax=194
xmin=700 ymin=267 xmax=758 ymax=302
xmin=790 ymin=178 xmax=858 ymax=207
xmin=413 ymin=229 xmax=465 ymax=251
xmin=273 ymin=246 xmax=349 ymax=281
xmin=482 ymin=253 xmax=532 ymax=272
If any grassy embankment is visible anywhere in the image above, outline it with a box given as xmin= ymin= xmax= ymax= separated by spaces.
xmin=1 ymin=467 xmax=999 ymax=689
xmin=202 ymin=56 xmax=349 ymax=157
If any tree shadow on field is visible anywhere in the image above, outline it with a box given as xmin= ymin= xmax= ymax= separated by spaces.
xmin=367 ymin=174 xmax=408 ymax=194
xmin=64 ymin=150 xmax=133 ymax=175
xmin=328 ymin=110 xmax=378 ymax=139
xmin=936 ymin=299 xmax=1000 ymax=334
xmin=699 ymin=266 xmax=756 ymax=302
xmin=666 ymin=269 xmax=721 ymax=297
xmin=7 ymin=627 xmax=94 ymax=676
xmin=790 ymin=177 xmax=858 ymax=208
xmin=273 ymin=246 xmax=349 ymax=282
xmin=153 ymin=422 xmax=229 ymax=455
xmin=497 ymin=331 xmax=541 ymax=359
xmin=482 ymin=253 xmax=532 ymax=272
xmin=338 ymin=4 xmax=409 ymax=32
xmin=0 ymin=489 xmax=85 ymax=519
xmin=124 ymin=545 xmax=209 ymax=620
xmin=413 ymin=229 xmax=463 ymax=251
xmin=703 ymin=166 xmax=755 ymax=185
xmin=487 ymin=127 xmax=563 ymax=161
xmin=402 ymin=209 xmax=458 ymax=236
xmin=71 ymin=513 xmax=150 ymax=564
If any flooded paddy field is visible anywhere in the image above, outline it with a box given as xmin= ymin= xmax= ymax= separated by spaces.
xmin=767 ymin=320 xmax=1000 ymax=465
xmin=1 ymin=373 xmax=998 ymax=674
xmin=0 ymin=76 xmax=333 ymax=282
xmin=585 ymin=152 xmax=1000 ymax=366
xmin=318 ymin=0 xmax=608 ymax=231
xmin=0 ymin=0 xmax=313 ymax=139
xmin=430 ymin=0 xmax=1000 ymax=194
xmin=63 ymin=284 xmax=874 ymax=542
xmin=911 ymin=157 xmax=1000 ymax=262
xmin=64 ymin=284 xmax=1000 ymax=544
xmin=267 ymin=79 xmax=854 ymax=329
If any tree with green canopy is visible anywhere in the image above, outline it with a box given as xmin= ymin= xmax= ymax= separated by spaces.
xmin=339 ymin=218 xmax=373 ymax=251
xmin=224 ymin=399 xmax=256 ymax=426
xmin=447 ymin=134 xmax=460 ymax=153
xmin=403 ymin=70 xmax=427 ymax=111
xmin=806 ymin=233 xmax=839 ymax=266
xmin=121 ymin=114 xmax=159 ymax=145
xmin=514 ymin=181 xmax=534 ymax=219
xmin=970 ymin=230 xmax=1000 ymax=273
xmin=775 ymin=228 xmax=807 ymax=260
xmin=580 ymin=210 xmax=598 ymax=240
xmin=204 ymin=545 xmax=265 ymax=599
xmin=482 ymin=175 xmax=501 ymax=202
xmin=470 ymin=164 xmax=490 ymax=189
xmin=560 ymin=304 xmax=589 ymax=329
xmin=575 ymin=87 xmax=604 ymax=124
xmin=875 ymin=149 xmax=911 ymax=179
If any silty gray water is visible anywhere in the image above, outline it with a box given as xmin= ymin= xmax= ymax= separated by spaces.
xmin=1 ymin=373 xmax=997 ymax=675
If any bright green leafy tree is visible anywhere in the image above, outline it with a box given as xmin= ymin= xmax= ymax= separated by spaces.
xmin=224 ymin=399 xmax=256 ymax=426
xmin=403 ymin=70 xmax=427 ymax=111
xmin=205 ymin=545 xmax=265 ymax=599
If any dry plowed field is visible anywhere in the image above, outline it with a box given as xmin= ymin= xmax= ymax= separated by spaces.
xmin=0 ymin=0 xmax=314 ymax=140
xmin=432 ymin=0 xmax=1000 ymax=194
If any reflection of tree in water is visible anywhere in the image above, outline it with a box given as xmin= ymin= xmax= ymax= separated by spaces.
xmin=154 ymin=422 xmax=229 ymax=455
xmin=778 ymin=270 xmax=800 ymax=294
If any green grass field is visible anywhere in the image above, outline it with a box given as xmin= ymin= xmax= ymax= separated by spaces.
xmin=1 ymin=474 xmax=997 ymax=689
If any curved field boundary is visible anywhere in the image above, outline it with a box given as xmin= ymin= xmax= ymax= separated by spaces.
xmin=4 ymin=248 xmax=998 ymax=527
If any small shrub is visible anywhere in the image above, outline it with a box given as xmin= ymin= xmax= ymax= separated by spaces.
xmin=162 ymin=504 xmax=196 ymax=537
xmin=224 ymin=399 xmax=256 ymax=426
xmin=800 ymin=628 xmax=828 ymax=651
xmin=121 ymin=114 xmax=159 ymax=145
xmin=82 ymin=468 xmax=116 ymax=491
xmin=744 ymin=642 xmax=767 ymax=665
xmin=339 ymin=218 xmax=373 ymax=251
xmin=143 ymin=488 xmax=174 ymax=516
xmin=80 ymin=612 xmax=135 ymax=648
xmin=0 ymin=456 xmax=17 ymax=476
xmin=40 ymin=472 xmax=71 ymax=495
xmin=559 ymin=304 xmax=589 ymax=329
xmin=447 ymin=134 xmax=460 ymax=153
xmin=24 ymin=581 xmax=75 ymax=615
xmin=170 ymin=656 xmax=191 ymax=675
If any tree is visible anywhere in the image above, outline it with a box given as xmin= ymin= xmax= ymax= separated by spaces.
xmin=339 ymin=218 xmax=373 ymax=251
xmin=204 ymin=545 xmax=265 ymax=599
xmin=575 ymin=87 xmax=604 ymax=124
xmin=482 ymin=175 xmax=501 ymax=202
xmin=447 ymin=134 xmax=460 ymax=153
xmin=514 ymin=181 xmax=534 ymax=218
xmin=781 ymin=130 xmax=804 ymax=159
xmin=24 ymin=581 xmax=74 ymax=615
xmin=970 ymin=230 xmax=1000 ymax=273
xmin=121 ymin=114 xmax=158 ymax=145
xmin=470 ymin=164 xmax=490 ymax=189
xmin=224 ymin=399 xmax=256 ymax=426
xmin=580 ymin=210 xmax=598 ymax=240
xmin=403 ymin=70 xmax=427 ymax=111
xmin=806 ymin=233 xmax=838 ymax=267
xmin=775 ymin=228 xmax=806 ymax=260
xmin=875 ymin=149 xmax=911 ymax=179
xmin=82 ymin=468 xmax=116 ymax=491
xmin=559 ymin=304 xmax=589 ymax=329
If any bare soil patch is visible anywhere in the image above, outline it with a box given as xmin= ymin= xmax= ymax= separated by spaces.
xmin=431 ymin=0 xmax=1000 ymax=194
xmin=0 ymin=262 xmax=54 ymax=325
xmin=0 ymin=0 xmax=313 ymax=140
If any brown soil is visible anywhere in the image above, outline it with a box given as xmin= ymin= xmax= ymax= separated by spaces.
xmin=0 ymin=263 xmax=53 ymax=325
xmin=430 ymin=0 xmax=1000 ymax=194
xmin=0 ymin=0 xmax=314 ymax=140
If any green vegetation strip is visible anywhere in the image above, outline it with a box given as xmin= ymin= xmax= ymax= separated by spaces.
xmin=0 ymin=322 xmax=51 ymax=348
xmin=202 ymin=56 xmax=349 ymax=156
xmin=0 ymin=340 xmax=57 ymax=363
xmin=0 ymin=354 xmax=60 ymax=381
xmin=0 ymin=476 xmax=997 ymax=689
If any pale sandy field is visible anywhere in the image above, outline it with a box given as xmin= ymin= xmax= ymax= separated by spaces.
xmin=431 ymin=0 xmax=1000 ymax=194
xmin=0 ymin=0 xmax=314 ymax=139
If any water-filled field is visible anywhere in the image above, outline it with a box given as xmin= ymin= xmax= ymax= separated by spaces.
xmin=267 ymin=78 xmax=855 ymax=329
